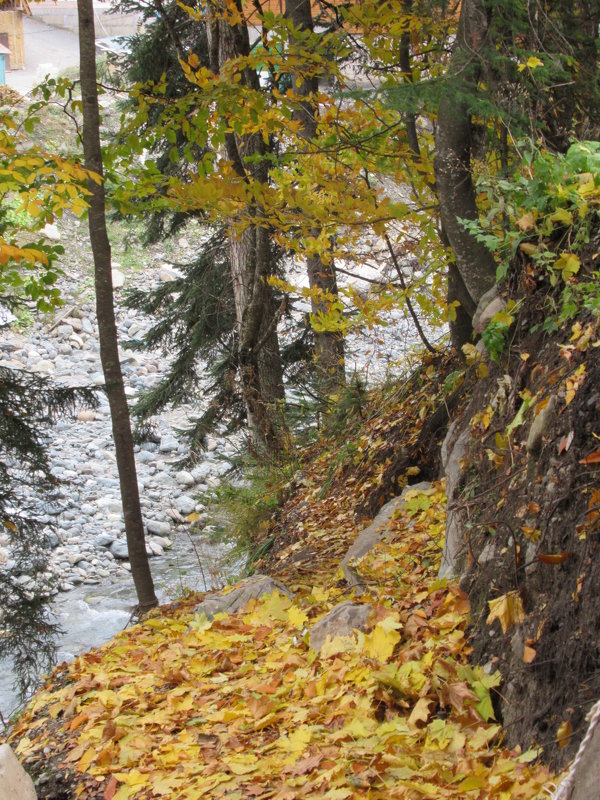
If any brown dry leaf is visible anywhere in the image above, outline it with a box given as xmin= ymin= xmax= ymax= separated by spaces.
xmin=537 ymin=552 xmax=570 ymax=565
xmin=580 ymin=447 xmax=600 ymax=465
xmin=523 ymin=646 xmax=537 ymax=664
xmin=283 ymin=753 xmax=323 ymax=776
xmin=442 ymin=682 xmax=478 ymax=714
xmin=408 ymin=697 xmax=432 ymax=728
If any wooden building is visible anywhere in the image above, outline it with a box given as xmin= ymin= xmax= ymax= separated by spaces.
xmin=0 ymin=0 xmax=30 ymax=70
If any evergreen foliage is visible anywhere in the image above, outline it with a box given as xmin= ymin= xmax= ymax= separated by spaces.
xmin=0 ymin=366 xmax=97 ymax=701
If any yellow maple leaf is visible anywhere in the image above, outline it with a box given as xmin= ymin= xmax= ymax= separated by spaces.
xmin=320 ymin=634 xmax=358 ymax=659
xmin=253 ymin=590 xmax=293 ymax=622
xmin=311 ymin=586 xmax=330 ymax=602
xmin=277 ymin=724 xmax=313 ymax=754
xmin=287 ymin=605 xmax=309 ymax=629
xmin=486 ymin=591 xmax=525 ymax=634
xmin=362 ymin=623 xmax=401 ymax=662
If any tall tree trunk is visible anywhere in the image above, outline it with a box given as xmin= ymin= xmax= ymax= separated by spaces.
xmin=285 ymin=0 xmax=345 ymax=400
xmin=208 ymin=3 xmax=289 ymax=458
xmin=434 ymin=0 xmax=496 ymax=344
xmin=77 ymin=0 xmax=158 ymax=611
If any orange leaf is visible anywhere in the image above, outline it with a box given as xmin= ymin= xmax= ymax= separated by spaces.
xmin=537 ymin=552 xmax=570 ymax=565
xmin=523 ymin=646 xmax=536 ymax=664
xmin=104 ymin=777 xmax=118 ymax=800
xmin=587 ymin=489 xmax=600 ymax=525
xmin=580 ymin=447 xmax=600 ymax=465
xmin=558 ymin=431 xmax=574 ymax=454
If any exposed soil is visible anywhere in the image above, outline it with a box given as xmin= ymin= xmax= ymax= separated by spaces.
xmin=458 ymin=295 xmax=600 ymax=768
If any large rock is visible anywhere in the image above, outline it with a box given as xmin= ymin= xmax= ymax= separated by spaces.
xmin=553 ymin=700 xmax=600 ymax=800
xmin=472 ymin=286 xmax=505 ymax=335
xmin=193 ymin=575 xmax=293 ymax=619
xmin=0 ymin=744 xmax=37 ymax=800
xmin=438 ymin=420 xmax=472 ymax=580
xmin=341 ymin=482 xmax=432 ymax=589
xmin=309 ymin=601 xmax=373 ymax=652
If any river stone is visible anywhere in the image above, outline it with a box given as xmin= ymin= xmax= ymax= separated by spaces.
xmin=147 ymin=520 xmax=171 ymax=536
xmin=191 ymin=463 xmax=212 ymax=482
xmin=112 ymin=268 xmax=125 ymax=289
xmin=175 ymin=470 xmax=195 ymax=487
xmin=109 ymin=540 xmax=129 ymax=560
xmin=177 ymin=495 xmax=196 ymax=515
xmin=30 ymin=359 xmax=55 ymax=375
xmin=158 ymin=265 xmax=182 ymax=282
xmin=159 ymin=435 xmax=179 ymax=453
xmin=341 ymin=482 xmax=432 ymax=590
xmin=0 ymin=744 xmax=37 ymax=800
xmin=95 ymin=532 xmax=115 ymax=548
xmin=148 ymin=535 xmax=172 ymax=550
xmin=193 ymin=575 xmax=294 ymax=620
xmin=309 ymin=602 xmax=374 ymax=652
xmin=147 ymin=540 xmax=164 ymax=557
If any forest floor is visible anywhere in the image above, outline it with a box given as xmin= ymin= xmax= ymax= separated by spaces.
xmin=5 ymin=348 xmax=569 ymax=800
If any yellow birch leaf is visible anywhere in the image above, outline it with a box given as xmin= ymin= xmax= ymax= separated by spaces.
xmin=557 ymin=720 xmax=573 ymax=748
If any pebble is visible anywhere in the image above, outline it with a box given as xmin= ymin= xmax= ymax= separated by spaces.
xmin=0 ymin=262 xmax=233 ymax=598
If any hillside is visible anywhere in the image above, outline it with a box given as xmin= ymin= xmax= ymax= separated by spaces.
xmin=7 ymin=326 xmax=595 ymax=799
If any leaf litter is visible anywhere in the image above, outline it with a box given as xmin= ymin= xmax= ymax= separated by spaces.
xmin=6 ymin=361 xmax=557 ymax=798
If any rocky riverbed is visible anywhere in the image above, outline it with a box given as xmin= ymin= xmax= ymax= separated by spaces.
xmin=0 ymin=224 xmax=241 ymax=717
xmin=1 ymin=280 xmax=235 ymax=595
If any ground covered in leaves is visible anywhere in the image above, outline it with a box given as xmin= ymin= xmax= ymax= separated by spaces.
xmin=6 ymin=362 xmax=561 ymax=800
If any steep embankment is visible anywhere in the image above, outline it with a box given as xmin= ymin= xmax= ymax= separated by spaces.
xmin=5 ymin=355 xmax=563 ymax=800
xmin=451 ymin=302 xmax=600 ymax=769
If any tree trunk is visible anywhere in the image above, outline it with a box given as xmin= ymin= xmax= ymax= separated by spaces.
xmin=77 ymin=0 xmax=158 ymax=611
xmin=434 ymin=0 xmax=496 ymax=340
xmin=208 ymin=3 xmax=289 ymax=457
xmin=285 ymin=0 xmax=345 ymax=400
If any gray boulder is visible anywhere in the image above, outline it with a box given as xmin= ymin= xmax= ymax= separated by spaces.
xmin=341 ymin=482 xmax=432 ymax=589
xmin=193 ymin=575 xmax=293 ymax=620
xmin=554 ymin=700 xmax=600 ymax=800
xmin=309 ymin=601 xmax=373 ymax=652
xmin=472 ymin=286 xmax=506 ymax=335
xmin=439 ymin=420 xmax=472 ymax=580
xmin=0 ymin=744 xmax=37 ymax=800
